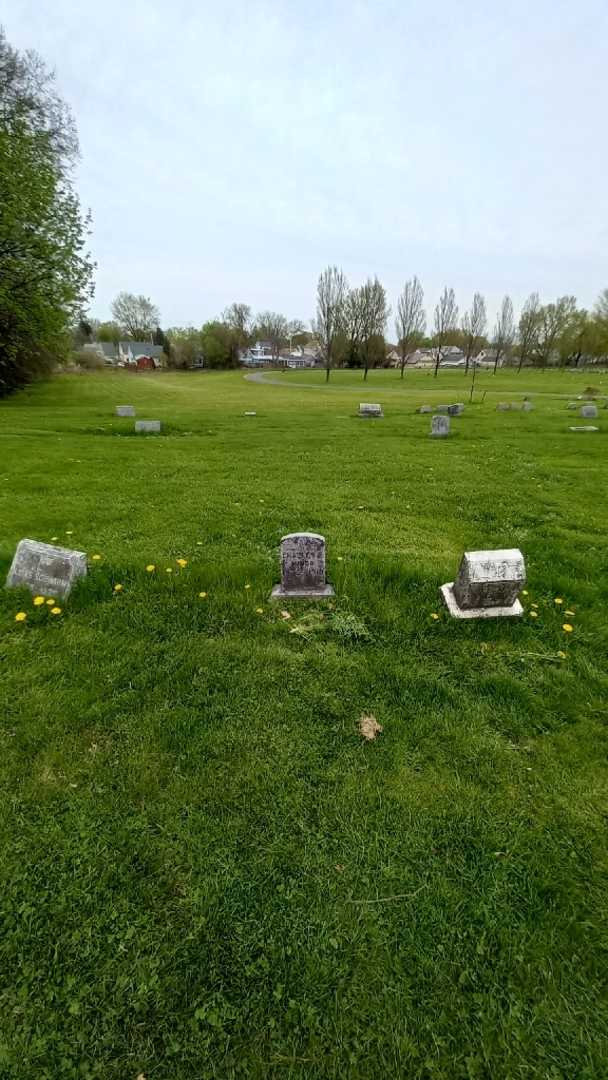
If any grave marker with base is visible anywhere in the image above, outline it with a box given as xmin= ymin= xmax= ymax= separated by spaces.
xmin=271 ymin=533 xmax=334 ymax=599
xmin=430 ymin=415 xmax=450 ymax=438
xmin=6 ymin=539 xmax=87 ymax=599
xmin=580 ymin=404 xmax=598 ymax=418
xmin=440 ymin=548 xmax=526 ymax=619
xmin=115 ymin=405 xmax=135 ymax=417
xmin=358 ymin=403 xmax=383 ymax=418
xmin=135 ymin=420 xmax=161 ymax=433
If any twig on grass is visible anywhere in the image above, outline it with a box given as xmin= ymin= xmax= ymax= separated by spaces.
xmin=347 ymin=882 xmax=428 ymax=904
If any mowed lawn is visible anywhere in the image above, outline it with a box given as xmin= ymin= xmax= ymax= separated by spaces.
xmin=0 ymin=368 xmax=607 ymax=1080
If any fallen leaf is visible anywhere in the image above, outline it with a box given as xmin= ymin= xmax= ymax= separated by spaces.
xmin=358 ymin=714 xmax=383 ymax=741
xmin=280 ymin=610 xmax=292 ymax=620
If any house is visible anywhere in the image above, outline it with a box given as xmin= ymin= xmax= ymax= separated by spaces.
xmin=83 ymin=341 xmax=118 ymax=364
xmin=386 ymin=347 xmax=401 ymax=366
xmin=241 ymin=341 xmax=275 ymax=367
xmin=118 ymin=342 xmax=164 ymax=369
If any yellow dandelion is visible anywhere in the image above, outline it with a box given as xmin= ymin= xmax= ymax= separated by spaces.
xmin=531 ymin=602 xmax=539 ymax=609
xmin=166 ymin=567 xmax=173 ymax=573
xmin=14 ymin=611 xmax=27 ymax=622
xmin=51 ymin=536 xmax=58 ymax=541
xmin=50 ymin=606 xmax=62 ymax=616
xmin=146 ymin=564 xmax=156 ymax=572
xmin=529 ymin=611 xmax=538 ymax=618
xmin=554 ymin=597 xmax=563 ymax=605
xmin=522 ymin=589 xmax=529 ymax=596
xmin=196 ymin=541 xmax=203 ymax=546
xmin=562 ymin=623 xmax=573 ymax=633
xmin=557 ymin=650 xmax=566 ymax=659
xmin=66 ymin=530 xmax=73 ymax=535
xmin=564 ymin=609 xmax=575 ymax=617
xmin=198 ymin=591 xmax=207 ymax=598
xmin=46 ymin=598 xmax=55 ymax=606
xmin=113 ymin=584 xmax=123 ymax=592
xmin=430 ymin=612 xmax=440 ymax=621
xmin=33 ymin=596 xmax=45 ymax=606
xmin=255 ymin=607 xmax=264 ymax=614
xmin=245 ymin=583 xmax=251 ymax=590
xmin=337 ymin=556 xmax=344 ymax=561
xmin=91 ymin=554 xmax=102 ymax=561
xmin=176 ymin=558 xmax=188 ymax=568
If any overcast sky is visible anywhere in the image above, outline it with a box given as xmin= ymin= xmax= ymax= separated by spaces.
xmin=4 ymin=0 xmax=608 ymax=331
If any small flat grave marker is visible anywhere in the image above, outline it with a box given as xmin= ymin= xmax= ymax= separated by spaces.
xmin=358 ymin=403 xmax=383 ymax=418
xmin=566 ymin=402 xmax=578 ymax=409
xmin=271 ymin=532 xmax=335 ymax=599
xmin=447 ymin=403 xmax=464 ymax=416
xmin=6 ymin=539 xmax=87 ymax=599
xmin=441 ymin=548 xmax=525 ymax=619
xmin=496 ymin=402 xmax=510 ymax=411
xmin=569 ymin=425 xmax=599 ymax=433
xmin=244 ymin=411 xmax=257 ymax=416
xmin=521 ymin=401 xmax=534 ymax=411
xmin=115 ymin=405 xmax=135 ymax=417
xmin=436 ymin=404 xmax=451 ymax=413
xmin=430 ymin=415 xmax=450 ymax=438
xmin=135 ymin=420 xmax=161 ymax=433
xmin=417 ymin=405 xmax=432 ymax=414
xmin=580 ymin=404 xmax=598 ymax=418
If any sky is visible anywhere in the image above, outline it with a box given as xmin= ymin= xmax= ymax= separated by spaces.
xmin=4 ymin=0 xmax=608 ymax=333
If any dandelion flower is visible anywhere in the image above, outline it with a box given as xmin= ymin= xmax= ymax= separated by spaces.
xmin=50 ymin=607 xmax=62 ymax=616
xmin=244 ymin=583 xmax=251 ymax=590
xmin=337 ymin=556 xmax=344 ymax=561
xmin=529 ymin=611 xmax=538 ymax=618
xmin=176 ymin=558 xmax=188 ymax=568
xmin=33 ymin=596 xmax=45 ymax=606
xmin=562 ymin=623 xmax=573 ymax=633
xmin=198 ymin=591 xmax=207 ymax=598
xmin=196 ymin=541 xmax=203 ymax=546
xmin=255 ymin=607 xmax=263 ymax=614
xmin=91 ymin=554 xmax=102 ymax=561
xmin=557 ymin=650 xmax=566 ymax=659
xmin=554 ymin=597 xmax=563 ymax=605
xmin=522 ymin=589 xmax=529 ymax=596
xmin=166 ymin=567 xmax=173 ymax=573
xmin=565 ymin=609 xmax=575 ymax=617
xmin=46 ymin=598 xmax=55 ymax=606
xmin=430 ymin=612 xmax=440 ymax=621
xmin=531 ymin=603 xmax=539 ymax=609
xmin=113 ymin=584 xmax=123 ymax=592
xmin=51 ymin=536 xmax=58 ymax=541
xmin=66 ymin=530 xmax=73 ymax=535
xmin=14 ymin=612 xmax=27 ymax=622
xmin=146 ymin=564 xmax=155 ymax=572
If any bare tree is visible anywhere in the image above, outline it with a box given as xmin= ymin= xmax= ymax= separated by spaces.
xmin=222 ymin=302 xmax=251 ymax=339
xmin=316 ymin=266 xmax=347 ymax=382
xmin=358 ymin=276 xmax=390 ymax=381
xmin=433 ymin=287 xmax=459 ymax=377
xmin=491 ymin=295 xmax=515 ymax=374
xmin=111 ymin=292 xmax=160 ymax=339
xmin=461 ymin=292 xmax=487 ymax=374
xmin=516 ymin=292 xmax=540 ymax=372
xmin=254 ymin=311 xmax=289 ymax=361
xmin=395 ymin=276 xmax=426 ymax=378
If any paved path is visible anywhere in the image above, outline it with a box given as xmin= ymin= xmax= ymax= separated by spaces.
xmin=244 ymin=371 xmax=588 ymax=399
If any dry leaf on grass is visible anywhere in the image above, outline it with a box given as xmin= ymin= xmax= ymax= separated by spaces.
xmin=280 ymin=610 xmax=292 ymax=620
xmin=358 ymin=714 xmax=383 ymax=741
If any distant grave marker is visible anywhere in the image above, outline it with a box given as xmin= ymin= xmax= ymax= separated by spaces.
xmin=430 ymin=415 xmax=450 ymax=438
xmin=417 ymin=405 xmax=432 ymax=414
xmin=447 ymin=403 xmax=464 ymax=416
xmin=496 ymin=402 xmax=510 ymax=411
xmin=358 ymin=403 xmax=383 ymax=418
xmin=244 ymin=411 xmax=257 ymax=416
xmin=521 ymin=401 xmax=534 ymax=411
xmin=135 ymin=420 xmax=161 ymax=433
xmin=6 ymin=539 xmax=87 ymax=599
xmin=115 ymin=405 xmax=135 ymax=417
xmin=566 ymin=402 xmax=578 ymax=410
xmin=271 ymin=533 xmax=335 ymax=599
xmin=569 ymin=425 xmax=598 ymax=433
xmin=441 ymin=548 xmax=526 ymax=619
xmin=580 ymin=404 xmax=598 ymax=418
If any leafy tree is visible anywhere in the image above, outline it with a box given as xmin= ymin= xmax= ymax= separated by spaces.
xmin=357 ymin=277 xmax=389 ymax=381
xmin=0 ymin=28 xmax=93 ymax=396
xmin=95 ymin=321 xmax=121 ymax=345
xmin=200 ymin=321 xmax=239 ymax=369
xmin=222 ymin=302 xmax=252 ymax=350
xmin=110 ymin=292 xmax=160 ymax=339
xmin=433 ymin=287 xmax=459 ymax=376
xmin=395 ymin=276 xmax=426 ymax=378
xmin=532 ymin=296 xmax=576 ymax=368
xmin=492 ymin=296 xmax=515 ymax=374
xmin=315 ymin=266 xmax=348 ymax=382
xmin=253 ymin=311 xmax=289 ymax=361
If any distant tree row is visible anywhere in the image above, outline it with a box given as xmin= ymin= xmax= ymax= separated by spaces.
xmin=316 ymin=267 xmax=608 ymax=380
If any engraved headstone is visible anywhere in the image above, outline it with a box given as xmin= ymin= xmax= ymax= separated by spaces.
xmin=358 ymin=403 xmax=383 ymax=418
xmin=271 ymin=532 xmax=335 ymax=599
xmin=447 ymin=403 xmax=464 ymax=416
xmin=430 ymin=415 xmax=450 ymax=438
xmin=441 ymin=548 xmax=526 ymax=619
xmin=496 ymin=402 xmax=510 ymax=411
xmin=569 ymin=425 xmax=598 ymax=433
xmin=580 ymin=404 xmax=598 ymax=418
xmin=115 ymin=405 xmax=135 ymax=417
xmin=135 ymin=420 xmax=161 ymax=433
xmin=6 ymin=539 xmax=87 ymax=599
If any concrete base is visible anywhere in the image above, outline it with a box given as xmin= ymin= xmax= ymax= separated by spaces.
xmin=440 ymin=582 xmax=523 ymax=619
xmin=271 ymin=584 xmax=335 ymax=600
xmin=358 ymin=413 xmax=384 ymax=419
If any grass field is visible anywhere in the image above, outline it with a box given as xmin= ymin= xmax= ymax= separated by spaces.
xmin=1 ymin=367 xmax=607 ymax=1079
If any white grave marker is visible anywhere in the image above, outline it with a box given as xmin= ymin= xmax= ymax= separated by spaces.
xmin=6 ymin=539 xmax=87 ymax=599
xmin=440 ymin=548 xmax=526 ymax=619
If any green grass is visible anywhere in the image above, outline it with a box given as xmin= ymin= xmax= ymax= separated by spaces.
xmin=0 ymin=367 xmax=607 ymax=1080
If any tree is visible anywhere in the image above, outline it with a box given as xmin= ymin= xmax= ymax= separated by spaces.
xmin=200 ymin=321 xmax=240 ymax=369
xmin=222 ymin=302 xmax=252 ymax=349
xmin=358 ymin=277 xmax=390 ymax=381
xmin=166 ymin=326 xmax=200 ymax=369
xmin=595 ymin=288 xmax=608 ymax=322
xmin=254 ymin=311 xmax=289 ymax=361
xmin=516 ymin=292 xmax=541 ymax=372
xmin=110 ymin=292 xmax=160 ymax=339
xmin=0 ymin=29 xmax=93 ymax=396
xmin=395 ymin=276 xmax=426 ymax=378
xmin=343 ymin=287 xmax=365 ymax=368
xmin=433 ymin=288 xmax=459 ymax=376
xmin=461 ymin=292 xmax=487 ymax=374
xmin=491 ymin=295 xmax=515 ymax=374
xmin=316 ymin=266 xmax=347 ymax=383
xmin=532 ymin=296 xmax=576 ymax=368
xmin=95 ymin=321 xmax=121 ymax=345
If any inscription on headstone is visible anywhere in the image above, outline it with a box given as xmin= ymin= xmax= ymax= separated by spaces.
xmin=358 ymin=403 xmax=383 ymax=418
xmin=440 ymin=548 xmax=526 ymax=619
xmin=6 ymin=539 xmax=87 ymax=599
xmin=116 ymin=405 xmax=135 ymax=417
xmin=271 ymin=532 xmax=335 ymax=599
xmin=135 ymin=420 xmax=161 ymax=433
xmin=580 ymin=404 xmax=598 ymax=418
xmin=430 ymin=415 xmax=450 ymax=438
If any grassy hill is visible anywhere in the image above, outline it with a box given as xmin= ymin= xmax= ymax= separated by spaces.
xmin=1 ymin=368 xmax=607 ymax=1079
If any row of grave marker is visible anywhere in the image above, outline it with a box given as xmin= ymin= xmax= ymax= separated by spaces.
xmin=6 ymin=535 xmax=526 ymax=621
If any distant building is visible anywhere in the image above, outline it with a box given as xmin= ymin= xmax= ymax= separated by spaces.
xmin=82 ymin=341 xmax=118 ymax=363
xmin=118 ymin=342 xmax=164 ymax=369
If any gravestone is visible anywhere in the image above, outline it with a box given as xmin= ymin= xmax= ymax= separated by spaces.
xmin=417 ymin=405 xmax=432 ymax=414
xmin=441 ymin=548 xmax=525 ymax=619
xmin=566 ymin=402 xmax=578 ymax=409
xmin=244 ymin=411 xmax=257 ymax=416
xmin=358 ymin=403 xmax=383 ymax=418
xmin=271 ymin=532 xmax=335 ymax=599
xmin=521 ymin=401 xmax=534 ymax=411
xmin=569 ymin=425 xmax=598 ymax=433
xmin=115 ymin=405 xmax=135 ymax=417
xmin=436 ymin=404 xmax=451 ymax=413
xmin=496 ymin=402 xmax=510 ymax=411
xmin=430 ymin=415 xmax=450 ymax=438
xmin=135 ymin=420 xmax=161 ymax=433
xmin=447 ymin=403 xmax=464 ymax=416
xmin=580 ymin=404 xmax=598 ymax=418
xmin=6 ymin=539 xmax=87 ymax=599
